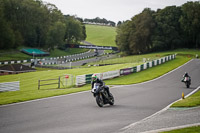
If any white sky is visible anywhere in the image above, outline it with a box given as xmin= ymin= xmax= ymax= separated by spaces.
xmin=43 ymin=0 xmax=199 ymax=23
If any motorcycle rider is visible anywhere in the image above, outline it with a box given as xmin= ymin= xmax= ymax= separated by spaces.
xmin=182 ymin=72 xmax=191 ymax=84
xmin=91 ymin=74 xmax=111 ymax=97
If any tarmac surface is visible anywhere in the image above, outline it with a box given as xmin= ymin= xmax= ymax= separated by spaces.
xmin=119 ymin=99 xmax=200 ymax=133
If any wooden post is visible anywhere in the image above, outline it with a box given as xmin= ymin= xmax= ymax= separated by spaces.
xmin=38 ymin=80 xmax=40 ymax=90
xmin=58 ymin=76 xmax=60 ymax=88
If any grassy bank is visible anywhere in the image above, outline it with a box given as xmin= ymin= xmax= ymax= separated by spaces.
xmin=85 ymin=24 xmax=117 ymax=47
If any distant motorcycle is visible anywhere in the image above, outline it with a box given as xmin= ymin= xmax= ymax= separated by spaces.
xmin=91 ymin=83 xmax=114 ymax=107
xmin=182 ymin=77 xmax=191 ymax=88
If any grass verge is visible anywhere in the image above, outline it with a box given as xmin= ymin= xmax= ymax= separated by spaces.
xmin=162 ymin=125 xmax=200 ymax=133
xmin=171 ymin=90 xmax=200 ymax=107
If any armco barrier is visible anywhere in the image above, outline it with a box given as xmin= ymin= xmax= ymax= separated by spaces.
xmin=86 ymin=74 xmax=93 ymax=84
xmin=137 ymin=65 xmax=141 ymax=72
xmin=133 ymin=67 xmax=137 ymax=73
xmin=102 ymin=70 xmax=120 ymax=80
xmin=75 ymin=71 xmax=120 ymax=86
xmin=76 ymin=75 xmax=86 ymax=86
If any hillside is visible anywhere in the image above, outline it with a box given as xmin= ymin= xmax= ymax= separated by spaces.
xmin=85 ymin=24 xmax=117 ymax=47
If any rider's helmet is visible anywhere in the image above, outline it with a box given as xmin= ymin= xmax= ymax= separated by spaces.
xmin=185 ymin=72 xmax=188 ymax=77
xmin=92 ymin=74 xmax=98 ymax=82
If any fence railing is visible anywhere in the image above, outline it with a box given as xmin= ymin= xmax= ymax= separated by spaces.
xmin=38 ymin=77 xmax=60 ymax=90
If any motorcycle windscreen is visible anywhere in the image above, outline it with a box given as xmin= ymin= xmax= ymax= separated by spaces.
xmin=92 ymin=83 xmax=100 ymax=93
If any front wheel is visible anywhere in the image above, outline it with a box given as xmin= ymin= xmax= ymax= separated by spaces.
xmin=108 ymin=93 xmax=114 ymax=105
xmin=96 ymin=94 xmax=104 ymax=107
xmin=187 ymin=84 xmax=190 ymax=88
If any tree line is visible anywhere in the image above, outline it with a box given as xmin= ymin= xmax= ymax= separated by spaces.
xmin=84 ymin=17 xmax=116 ymax=27
xmin=116 ymin=1 xmax=200 ymax=55
xmin=0 ymin=0 xmax=86 ymax=51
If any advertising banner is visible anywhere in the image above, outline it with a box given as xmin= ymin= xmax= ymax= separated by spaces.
xmin=102 ymin=70 xmax=120 ymax=80
xmin=65 ymin=44 xmax=118 ymax=51
xmin=120 ymin=68 xmax=133 ymax=75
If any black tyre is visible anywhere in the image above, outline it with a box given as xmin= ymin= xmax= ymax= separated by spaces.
xmin=187 ymin=84 xmax=190 ymax=88
xmin=108 ymin=93 xmax=114 ymax=105
xmin=96 ymin=94 xmax=104 ymax=107
xmin=186 ymin=82 xmax=190 ymax=88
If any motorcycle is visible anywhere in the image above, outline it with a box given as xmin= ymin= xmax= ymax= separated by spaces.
xmin=91 ymin=83 xmax=114 ymax=107
xmin=183 ymin=77 xmax=191 ymax=88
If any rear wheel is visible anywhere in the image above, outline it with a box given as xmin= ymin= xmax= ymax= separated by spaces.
xmin=96 ymin=94 xmax=104 ymax=107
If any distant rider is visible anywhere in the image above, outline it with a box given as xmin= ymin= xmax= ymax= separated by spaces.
xmin=91 ymin=74 xmax=111 ymax=97
xmin=182 ymin=72 xmax=191 ymax=84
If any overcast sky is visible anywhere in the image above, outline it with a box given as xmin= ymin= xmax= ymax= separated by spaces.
xmin=43 ymin=0 xmax=198 ymax=23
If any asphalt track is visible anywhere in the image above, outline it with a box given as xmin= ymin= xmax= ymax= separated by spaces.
xmin=0 ymin=59 xmax=199 ymax=133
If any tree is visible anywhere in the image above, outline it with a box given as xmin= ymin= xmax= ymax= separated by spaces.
xmin=116 ymin=8 xmax=155 ymax=55
xmin=0 ymin=0 xmax=23 ymax=49
xmin=180 ymin=1 xmax=200 ymax=48
xmin=0 ymin=14 xmax=15 ymax=49
xmin=82 ymin=24 xmax=87 ymax=41
xmin=130 ymin=8 xmax=155 ymax=54
xmin=84 ymin=17 xmax=116 ymax=26
xmin=116 ymin=21 xmax=132 ymax=55
xmin=64 ymin=16 xmax=86 ymax=44
xmin=152 ymin=6 xmax=183 ymax=51
xmin=46 ymin=21 xmax=66 ymax=51
xmin=117 ymin=21 xmax=122 ymax=27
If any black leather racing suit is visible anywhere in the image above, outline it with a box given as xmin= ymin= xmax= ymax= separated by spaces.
xmin=91 ymin=78 xmax=111 ymax=96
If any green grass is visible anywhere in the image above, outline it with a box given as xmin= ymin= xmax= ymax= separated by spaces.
xmin=49 ymin=48 xmax=88 ymax=57
xmin=86 ymin=24 xmax=117 ymax=47
xmin=162 ymin=125 xmax=200 ymax=133
xmin=0 ymin=50 xmax=31 ymax=61
xmin=0 ymin=49 xmax=196 ymax=105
